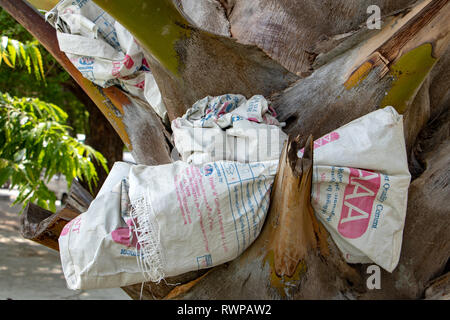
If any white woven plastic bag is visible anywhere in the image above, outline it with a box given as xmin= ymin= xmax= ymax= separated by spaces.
xmin=172 ymin=94 xmax=287 ymax=165
xmin=59 ymin=160 xmax=277 ymax=289
xmin=302 ymin=106 xmax=411 ymax=272
xmin=127 ymin=159 xmax=278 ymax=282
xmin=46 ymin=0 xmax=167 ymax=120
xmin=58 ymin=162 xmax=145 ymax=289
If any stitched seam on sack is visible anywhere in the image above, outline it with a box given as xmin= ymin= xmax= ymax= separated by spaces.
xmin=130 ymin=188 xmax=165 ymax=282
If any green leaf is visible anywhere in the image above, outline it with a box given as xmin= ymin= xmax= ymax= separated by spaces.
xmin=0 ymin=166 xmax=13 ymax=186
xmin=18 ymin=42 xmax=27 ymax=67
xmin=32 ymin=45 xmax=45 ymax=83
xmin=1 ymin=51 xmax=13 ymax=68
xmin=1 ymin=36 xmax=45 ymax=81
xmin=7 ymin=43 xmax=16 ymax=67
xmin=0 ymin=91 xmax=107 ymax=213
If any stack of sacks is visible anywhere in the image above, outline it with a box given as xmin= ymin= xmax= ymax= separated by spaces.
xmin=58 ymin=94 xmax=285 ymax=289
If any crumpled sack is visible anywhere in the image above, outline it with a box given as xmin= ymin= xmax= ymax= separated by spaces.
xmin=59 ymin=160 xmax=278 ymax=290
xmin=46 ymin=0 xmax=167 ymax=120
xmin=302 ymin=106 xmax=411 ymax=272
xmin=59 ymin=162 xmax=143 ymax=289
xmin=172 ymin=94 xmax=287 ymax=165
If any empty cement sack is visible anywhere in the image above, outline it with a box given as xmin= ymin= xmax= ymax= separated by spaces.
xmin=46 ymin=0 xmax=167 ymax=120
xmin=300 ymin=106 xmax=411 ymax=272
xmin=172 ymin=94 xmax=287 ymax=165
xmin=59 ymin=159 xmax=278 ymax=289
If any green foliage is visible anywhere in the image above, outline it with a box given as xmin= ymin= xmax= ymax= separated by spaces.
xmin=0 ymin=92 xmax=108 ymax=212
xmin=0 ymin=8 xmax=89 ymax=136
xmin=0 ymin=36 xmax=45 ymax=82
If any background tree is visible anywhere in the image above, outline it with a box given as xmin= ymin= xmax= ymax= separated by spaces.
xmin=0 ymin=92 xmax=107 ymax=211
xmin=0 ymin=7 xmax=123 ymax=196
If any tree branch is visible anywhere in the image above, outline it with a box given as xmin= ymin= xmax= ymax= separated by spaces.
xmin=20 ymin=179 xmax=92 ymax=251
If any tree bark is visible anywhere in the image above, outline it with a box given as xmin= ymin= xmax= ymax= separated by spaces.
xmin=425 ymin=272 xmax=450 ymax=300
xmin=83 ymin=91 xmax=123 ymax=196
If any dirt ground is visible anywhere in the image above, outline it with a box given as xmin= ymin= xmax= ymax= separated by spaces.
xmin=0 ymin=189 xmax=131 ymax=300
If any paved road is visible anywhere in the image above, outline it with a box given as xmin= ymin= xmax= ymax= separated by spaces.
xmin=0 ymin=189 xmax=131 ymax=300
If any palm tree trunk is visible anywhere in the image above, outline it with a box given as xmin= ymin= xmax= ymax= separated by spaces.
xmin=3 ymin=0 xmax=449 ymax=299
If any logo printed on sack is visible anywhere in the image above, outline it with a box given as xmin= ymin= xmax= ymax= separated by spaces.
xmin=76 ymin=57 xmax=95 ymax=80
xmin=298 ymin=132 xmax=340 ymax=155
xmin=197 ymin=254 xmax=213 ymax=269
xmin=112 ymin=61 xmax=121 ymax=78
xmin=134 ymin=80 xmax=145 ymax=89
xmin=141 ymin=58 xmax=150 ymax=71
xmin=71 ymin=0 xmax=89 ymax=9
xmin=338 ymin=168 xmax=381 ymax=239
xmin=62 ymin=8 xmax=74 ymax=14
xmin=111 ymin=218 xmax=141 ymax=250
xmin=60 ymin=221 xmax=72 ymax=237
xmin=78 ymin=56 xmax=94 ymax=65
xmin=313 ymin=132 xmax=340 ymax=149
xmin=123 ymin=54 xmax=134 ymax=69
xmin=112 ymin=227 xmax=140 ymax=249
xmin=202 ymin=164 xmax=214 ymax=176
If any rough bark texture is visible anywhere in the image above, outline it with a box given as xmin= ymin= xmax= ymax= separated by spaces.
xmin=175 ymin=0 xmax=231 ymax=37
xmin=83 ymin=95 xmax=123 ymax=196
xmin=144 ymin=30 xmax=298 ymax=121
xmin=93 ymin=0 xmax=299 ymax=121
xmin=119 ymin=94 xmax=173 ymax=166
xmin=226 ymin=0 xmax=418 ymax=76
xmin=425 ymin=272 xmax=450 ymax=300
xmin=272 ymin=0 xmax=449 ymax=144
